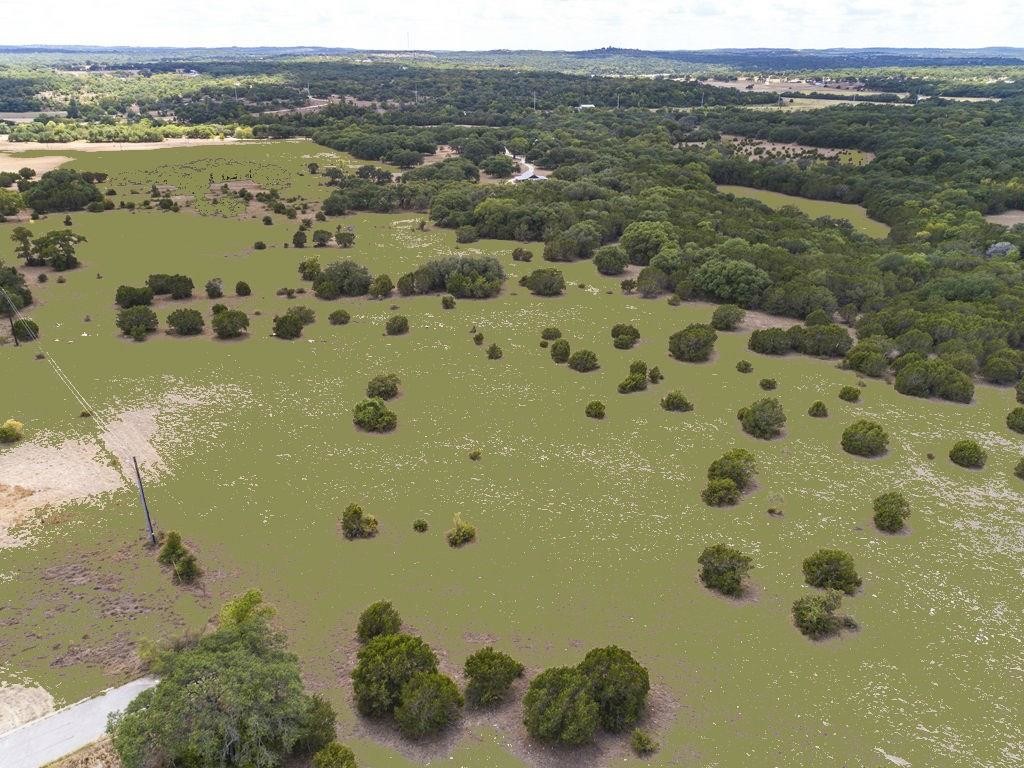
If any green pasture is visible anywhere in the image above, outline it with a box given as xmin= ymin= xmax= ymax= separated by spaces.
xmin=0 ymin=144 xmax=1020 ymax=768
xmin=717 ymin=184 xmax=891 ymax=238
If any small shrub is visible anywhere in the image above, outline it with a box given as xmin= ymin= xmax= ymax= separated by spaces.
xmin=413 ymin=519 xmax=428 ymax=532
xmin=329 ymin=309 xmax=351 ymax=325
xmin=759 ymin=378 xmax=777 ymax=391
xmin=711 ymin=304 xmax=745 ymax=331
xmin=838 ymin=385 xmax=860 ymax=402
xmin=707 ymin=448 xmax=756 ymax=492
xmin=273 ymin=312 xmax=305 ymax=340
xmin=0 ymin=419 xmax=25 ymax=443
xmin=736 ymin=360 xmax=753 ymax=373
xmin=357 ymin=600 xmax=401 ymax=643
xmin=486 ymin=343 xmax=503 ymax=359
xmin=1015 ymin=458 xmax=1024 ymax=480
xmin=648 ymin=366 xmax=662 ymax=383
xmin=205 ymin=278 xmax=224 ymax=299
xmin=702 ymin=477 xmax=740 ymax=506
xmin=394 ymin=671 xmax=463 ymax=738
xmin=949 ymin=439 xmax=986 ymax=468
xmin=841 ymin=420 xmax=889 ymax=457
xmin=873 ymin=491 xmax=910 ymax=533
xmin=618 ymin=360 xmax=648 ymax=393
xmin=660 ymin=391 xmax=693 ymax=412
xmin=1006 ymin=407 xmax=1024 ymax=434
xmin=473 ymin=332 xmax=484 ymax=345
xmin=12 ymin=318 xmax=40 ymax=342
xmin=550 ymin=338 xmax=570 ymax=363
xmin=630 ymin=729 xmax=659 ymax=756
xmin=446 ymin=514 xmax=476 ymax=547
xmin=568 ymin=350 xmax=599 ymax=372
xmin=469 ymin=449 xmax=482 ymax=461
xmin=792 ymin=590 xmax=855 ymax=639
xmin=802 ymin=549 xmax=861 ymax=594
xmin=353 ymin=399 xmax=397 ymax=433
xmin=808 ymin=400 xmax=828 ymax=417
xmin=235 ymin=281 xmax=251 ymax=296
xmin=540 ymin=326 xmax=562 ymax=341
xmin=313 ymin=743 xmax=356 ymax=768
xmin=525 ymin=268 xmax=566 ymax=296
xmin=116 ymin=306 xmax=157 ymax=339
xmin=586 ymin=401 xmax=606 ymax=419
xmin=523 ymin=667 xmax=598 ymax=745
xmin=211 ymin=303 xmax=227 ymax=315
xmin=577 ymin=646 xmax=649 ymax=733
xmin=611 ymin=323 xmax=640 ymax=350
xmin=441 ymin=295 xmax=455 ymax=309
xmin=211 ymin=309 xmax=249 ymax=339
xmin=464 ymin=647 xmax=524 ymax=706
xmin=342 ymin=503 xmax=379 ymax=539
xmin=366 ymin=373 xmax=400 ymax=400
xmin=385 ymin=315 xmax=409 ymax=335
xmin=698 ymin=543 xmax=753 ymax=596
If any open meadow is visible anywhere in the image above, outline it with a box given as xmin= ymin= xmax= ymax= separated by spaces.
xmin=1 ymin=142 xmax=1022 ymax=768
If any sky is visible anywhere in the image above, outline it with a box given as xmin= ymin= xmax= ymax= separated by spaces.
xmin=1 ymin=0 xmax=1022 ymax=51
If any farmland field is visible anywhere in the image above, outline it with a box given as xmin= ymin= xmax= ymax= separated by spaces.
xmin=1 ymin=142 xmax=1022 ymax=768
xmin=717 ymin=184 xmax=891 ymax=238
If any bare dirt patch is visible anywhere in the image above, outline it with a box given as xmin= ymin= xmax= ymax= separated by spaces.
xmin=50 ymin=632 xmax=143 ymax=678
xmin=985 ymin=210 xmax=1024 ymax=227
xmin=46 ymin=736 xmax=122 ymax=768
xmin=0 ymin=683 xmax=54 ymax=733
xmin=0 ymin=154 xmax=71 ymax=175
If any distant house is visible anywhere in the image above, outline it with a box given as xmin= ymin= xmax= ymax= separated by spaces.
xmin=577 ymin=103 xmax=596 ymax=110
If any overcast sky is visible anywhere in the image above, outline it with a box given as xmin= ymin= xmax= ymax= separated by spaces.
xmin=3 ymin=0 xmax=1022 ymax=51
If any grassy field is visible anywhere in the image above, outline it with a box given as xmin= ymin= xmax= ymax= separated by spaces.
xmin=1 ymin=143 xmax=1021 ymax=768
xmin=717 ymin=184 xmax=891 ymax=238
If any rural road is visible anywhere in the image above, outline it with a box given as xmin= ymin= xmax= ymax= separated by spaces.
xmin=0 ymin=677 xmax=157 ymax=768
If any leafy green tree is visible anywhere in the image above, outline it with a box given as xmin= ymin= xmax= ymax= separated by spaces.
xmin=698 ymin=544 xmax=753 ymax=596
xmin=274 ymin=312 xmax=305 ymax=339
xmin=523 ymin=667 xmax=599 ymax=746
xmin=748 ymin=327 xmax=792 ymax=355
xmin=838 ymin=385 xmax=860 ymax=402
xmin=235 ymin=281 xmax=251 ymax=296
xmin=351 ymin=634 xmax=438 ymax=717
xmin=802 ymin=549 xmax=862 ymax=594
xmin=167 ymin=308 xmax=204 ymax=336
xmin=367 ymin=373 xmax=400 ymax=400
xmin=668 ymin=324 xmax=717 ymax=362
xmin=353 ymin=398 xmax=397 ymax=432
xmin=205 ymin=278 xmax=224 ymax=299
xmin=108 ymin=592 xmax=335 ymax=768
xmin=464 ymin=647 xmax=525 ymax=706
xmin=292 ymin=230 xmax=308 ymax=248
xmin=116 ymin=306 xmax=158 ymax=340
xmin=737 ymin=397 xmax=786 ymax=439
xmin=394 ymin=672 xmax=463 ymax=738
xmin=611 ymin=323 xmax=640 ymax=349
xmin=841 ymin=420 xmax=889 ymax=457
xmin=568 ymin=349 xmax=599 ymax=372
xmin=693 ymin=259 xmax=771 ymax=306
xmin=312 ymin=229 xmax=333 ymax=247
xmin=577 ymin=646 xmax=649 ymax=733
xmin=525 ymin=268 xmax=566 ymax=296
xmin=115 ymin=285 xmax=154 ymax=308
xmin=541 ymin=327 xmax=562 ymax=341
xmin=594 ymin=245 xmax=628 ymax=275
xmin=617 ymin=360 xmax=648 ymax=393
xmin=313 ymin=260 xmax=372 ymax=299
xmin=329 ymin=309 xmax=351 ymax=325
xmin=949 ymin=439 xmax=986 ymax=468
xmin=711 ymin=304 xmax=745 ymax=331
xmin=620 ymin=221 xmax=674 ymax=266
xmin=23 ymin=169 xmax=103 ymax=213
xmin=630 ymin=729 xmax=658 ymax=756
xmin=211 ymin=309 xmax=249 ymax=339
xmin=873 ymin=491 xmax=910 ymax=533
xmin=357 ymin=601 xmax=401 ymax=643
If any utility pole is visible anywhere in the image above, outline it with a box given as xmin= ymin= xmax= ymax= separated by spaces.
xmin=132 ymin=456 xmax=156 ymax=546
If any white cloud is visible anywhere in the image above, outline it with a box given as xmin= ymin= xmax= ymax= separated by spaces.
xmin=1 ymin=0 xmax=1022 ymax=50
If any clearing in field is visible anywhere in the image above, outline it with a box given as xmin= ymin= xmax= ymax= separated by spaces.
xmin=717 ymin=183 xmax=890 ymax=237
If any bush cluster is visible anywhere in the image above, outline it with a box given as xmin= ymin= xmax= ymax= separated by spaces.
xmin=211 ymin=309 xmax=249 ymax=339
xmin=841 ymin=420 xmax=888 ymax=457
xmin=550 ymin=338 xmax=570 ymax=363
xmin=585 ymin=401 xmax=606 ymax=419
xmin=737 ymin=398 xmax=786 ymax=439
xmin=802 ymin=549 xmax=861 ymax=594
xmin=698 ymin=543 xmax=753 ymax=596
xmin=660 ymin=391 xmax=693 ymax=412
xmin=167 ymin=308 xmax=204 ymax=336
xmin=367 ymin=373 xmax=401 ymax=400
xmin=710 ymin=304 xmax=745 ymax=331
xmin=617 ymin=360 xmax=648 ymax=393
xmin=668 ymin=323 xmax=716 ymax=362
xmin=702 ymin=449 xmax=756 ymax=506
xmin=342 ymin=503 xmax=379 ymax=539
xmin=353 ymin=398 xmax=398 ymax=432
xmin=949 ymin=439 xmax=986 ymax=468
xmin=872 ymin=491 xmax=910 ymax=533
xmin=568 ymin=349 xmax=599 ymax=372
xmin=611 ymin=323 xmax=640 ymax=349
xmin=792 ymin=590 xmax=856 ymax=639
xmin=157 ymin=531 xmax=201 ymax=584
xmin=385 ymin=315 xmax=409 ymax=335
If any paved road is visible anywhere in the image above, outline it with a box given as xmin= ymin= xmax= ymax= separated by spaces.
xmin=0 ymin=677 xmax=157 ymax=768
